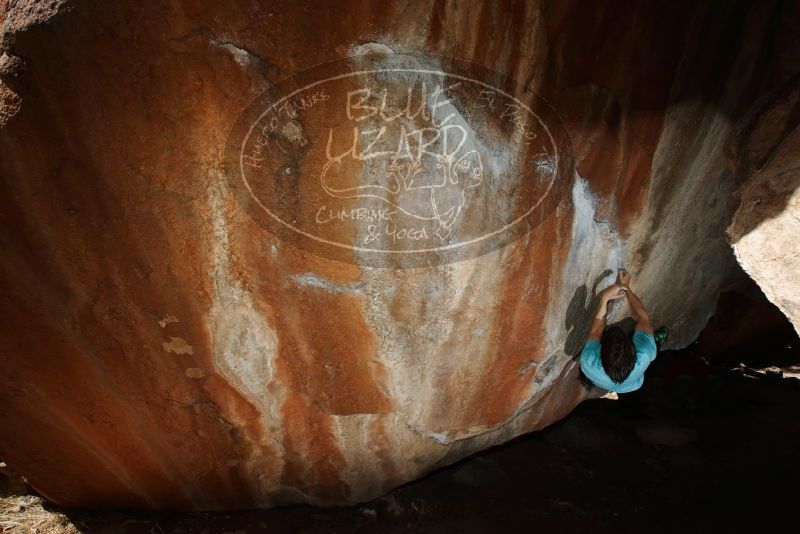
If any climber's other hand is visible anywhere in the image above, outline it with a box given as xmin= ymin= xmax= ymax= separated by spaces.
xmin=601 ymin=284 xmax=627 ymax=301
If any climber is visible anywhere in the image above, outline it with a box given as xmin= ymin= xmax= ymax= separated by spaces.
xmin=578 ymin=270 xmax=666 ymax=393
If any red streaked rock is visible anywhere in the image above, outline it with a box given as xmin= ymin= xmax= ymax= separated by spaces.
xmin=0 ymin=0 xmax=798 ymax=510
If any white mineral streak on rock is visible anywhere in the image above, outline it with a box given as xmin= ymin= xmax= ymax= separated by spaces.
xmin=552 ymin=175 xmax=622 ymax=324
xmin=158 ymin=315 xmax=179 ymax=328
xmin=335 ymin=44 xmax=581 ymax=458
xmin=535 ymin=175 xmax=622 ymax=403
xmin=205 ymin=172 xmax=284 ymax=503
xmin=415 ymin=246 xmax=510 ymax=439
xmin=349 ymin=42 xmax=398 ymax=57
xmin=342 ymin=47 xmax=517 ymax=262
xmin=210 ymin=39 xmax=252 ymax=67
xmin=161 ymin=336 xmax=195 ymax=355
xmin=291 ymin=272 xmax=362 ymax=294
xmin=350 ymin=251 xmax=512 ymax=495
xmin=328 ymin=412 xmax=445 ymax=501
xmin=346 ymin=48 xmax=516 ymax=448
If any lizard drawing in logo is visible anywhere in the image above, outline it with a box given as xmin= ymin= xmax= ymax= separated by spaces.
xmin=320 ymin=122 xmax=484 ymax=240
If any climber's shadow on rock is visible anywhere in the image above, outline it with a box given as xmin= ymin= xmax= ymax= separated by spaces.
xmin=564 ymin=269 xmax=614 ymax=358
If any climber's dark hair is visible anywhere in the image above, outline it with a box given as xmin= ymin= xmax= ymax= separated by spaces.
xmin=600 ymin=325 xmax=635 ymax=383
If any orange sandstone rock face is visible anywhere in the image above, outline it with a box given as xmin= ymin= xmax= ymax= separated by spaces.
xmin=0 ymin=0 xmax=798 ymax=510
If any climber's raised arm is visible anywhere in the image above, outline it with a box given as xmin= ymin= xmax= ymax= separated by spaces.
xmin=587 ymin=284 xmax=627 ymax=340
xmin=618 ymin=271 xmax=653 ymax=334
xmin=579 ymin=270 xmax=662 ymax=394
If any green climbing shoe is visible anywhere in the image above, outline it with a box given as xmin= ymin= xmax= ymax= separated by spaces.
xmin=654 ymin=326 xmax=669 ymax=345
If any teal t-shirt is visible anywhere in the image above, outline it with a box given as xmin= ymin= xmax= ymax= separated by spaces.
xmin=579 ymin=330 xmax=657 ymax=393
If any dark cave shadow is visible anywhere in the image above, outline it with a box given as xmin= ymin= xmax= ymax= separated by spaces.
xmin=535 ymin=1 xmax=800 ymax=248
xmin=725 ymin=69 xmax=800 ymax=237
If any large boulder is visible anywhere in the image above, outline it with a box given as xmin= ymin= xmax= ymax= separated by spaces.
xmin=0 ymin=0 xmax=797 ymax=509
xmin=728 ymin=82 xmax=800 ymax=336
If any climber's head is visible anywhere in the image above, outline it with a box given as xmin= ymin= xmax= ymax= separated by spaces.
xmin=600 ymin=325 xmax=635 ymax=383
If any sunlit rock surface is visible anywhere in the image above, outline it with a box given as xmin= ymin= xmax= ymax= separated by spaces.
xmin=728 ymin=83 xmax=800 ymax=336
xmin=0 ymin=0 xmax=798 ymax=509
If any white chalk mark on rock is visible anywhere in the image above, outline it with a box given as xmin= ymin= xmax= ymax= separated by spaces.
xmin=158 ymin=315 xmax=179 ymax=328
xmin=162 ymin=337 xmax=194 ymax=355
